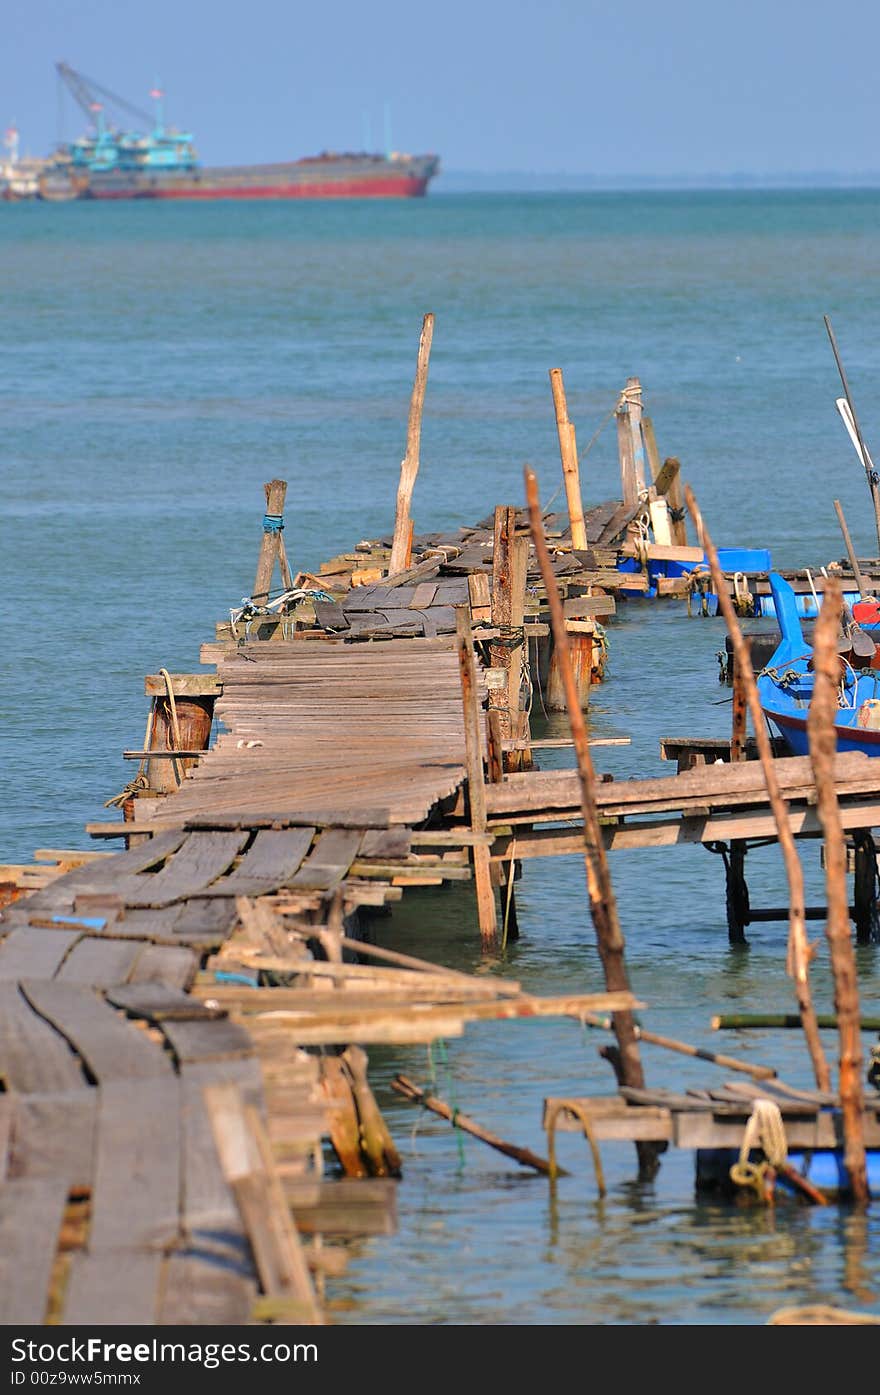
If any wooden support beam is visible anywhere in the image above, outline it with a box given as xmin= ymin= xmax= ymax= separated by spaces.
xmin=388 ymin=312 xmax=434 ymax=576
xmin=549 ymin=368 xmax=587 ymax=550
xmin=455 ymin=605 xmax=498 ymax=948
xmin=203 ymin=1082 xmax=323 ymax=1323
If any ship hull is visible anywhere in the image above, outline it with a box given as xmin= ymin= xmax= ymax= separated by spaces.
xmin=78 ymin=154 xmax=439 ymax=201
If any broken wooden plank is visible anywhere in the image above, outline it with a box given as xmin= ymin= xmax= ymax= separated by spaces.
xmin=0 ymin=983 xmax=87 ymax=1093
xmin=20 ymin=980 xmax=174 ymax=1081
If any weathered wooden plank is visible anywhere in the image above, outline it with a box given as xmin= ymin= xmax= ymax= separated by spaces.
xmin=0 ymin=1180 xmax=69 ymax=1324
xmin=359 ymin=828 xmax=413 ymax=859
xmin=160 ymin=1017 xmax=254 ymax=1065
xmin=178 ymin=1062 xmax=261 ymax=1236
xmin=105 ymin=983 xmax=222 ymax=1021
xmin=0 ymin=984 xmax=87 ymax=1093
xmin=158 ymin=1251 xmax=256 ymax=1325
xmin=128 ymin=944 xmax=198 ymax=990
xmin=56 ymin=937 xmax=144 ymax=988
xmin=20 ymin=981 xmax=173 ymax=1081
xmin=287 ymin=828 xmax=363 ymax=892
xmin=8 ymin=1091 xmax=97 ymax=1190
xmin=0 ymin=927 xmax=80 ymax=980
xmin=0 ymin=1096 xmax=11 ymax=1179
xmin=0 ymin=830 xmax=190 ymax=914
xmin=62 ymin=1252 xmax=164 ymax=1326
xmin=171 ymin=898 xmax=240 ymax=937
xmin=84 ymin=1078 xmax=181 ymax=1250
xmin=198 ymin=827 xmax=315 ymax=898
xmin=118 ymin=831 xmax=250 ymax=908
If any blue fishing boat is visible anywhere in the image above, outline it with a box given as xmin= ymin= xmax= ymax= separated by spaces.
xmin=757 ymin=572 xmax=880 ymax=756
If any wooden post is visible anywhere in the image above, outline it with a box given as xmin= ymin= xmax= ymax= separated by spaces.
xmin=685 ymin=485 xmax=831 ymax=1093
xmin=252 ymin=479 xmax=292 ymax=605
xmin=616 ymin=396 xmax=638 ymax=508
xmin=525 ymin=465 xmax=659 ymax=1176
xmin=806 ymin=578 xmax=869 ymax=1205
xmin=388 ymin=312 xmax=434 ymax=576
xmin=625 ymin=376 xmax=646 ymax=497
xmin=549 ymin=368 xmax=587 ymax=550
xmin=642 ymin=415 xmax=661 ymax=483
xmin=455 ymin=605 xmax=498 ymax=948
xmin=833 ymin=498 xmax=869 ymax=598
xmin=730 ymin=650 xmax=747 ymax=763
xmin=655 ymin=457 xmax=687 ymax=546
xmin=489 ymin=506 xmax=515 ymax=747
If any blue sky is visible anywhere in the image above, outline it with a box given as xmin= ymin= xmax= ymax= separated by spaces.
xmin=5 ymin=0 xmax=880 ymax=180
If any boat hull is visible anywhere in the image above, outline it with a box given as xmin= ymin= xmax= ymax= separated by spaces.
xmin=77 ymin=154 xmax=439 ymax=201
xmin=760 ymin=703 xmax=880 ymax=757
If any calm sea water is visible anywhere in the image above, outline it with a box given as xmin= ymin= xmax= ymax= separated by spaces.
xmin=3 ymin=190 xmax=880 ymax=1325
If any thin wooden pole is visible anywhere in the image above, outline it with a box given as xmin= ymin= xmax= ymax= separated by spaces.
xmin=833 ymin=498 xmax=869 ymax=598
xmin=455 ymin=604 xmax=498 ymax=948
xmin=580 ymin=1012 xmax=777 ymax=1081
xmin=824 ymin=314 xmax=880 ymax=557
xmin=685 ymin=484 xmax=831 ymax=1093
xmin=388 ymin=312 xmax=434 ymax=576
xmin=524 ymin=465 xmax=658 ymax=1174
xmin=549 ymin=368 xmax=587 ymax=550
xmin=730 ymin=648 xmax=748 ymax=763
xmin=489 ymin=505 xmax=515 ymax=746
xmin=252 ymin=479 xmax=288 ymax=604
xmin=642 ymin=415 xmax=661 ymax=483
xmin=392 ymin=1075 xmax=564 ymax=1176
xmin=806 ymin=578 xmax=869 ymax=1205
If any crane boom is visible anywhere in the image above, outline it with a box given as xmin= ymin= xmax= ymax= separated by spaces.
xmin=56 ymin=61 xmax=154 ymax=129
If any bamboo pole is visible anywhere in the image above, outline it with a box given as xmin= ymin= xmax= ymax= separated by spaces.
xmin=806 ymin=578 xmax=869 ymax=1205
xmin=455 ymin=604 xmax=498 ymax=948
xmin=388 ymin=313 xmax=434 ymax=576
xmin=524 ymin=465 xmax=658 ymax=1175
xmin=685 ymin=485 xmax=831 ymax=1093
xmin=579 ymin=1012 xmax=777 ymax=1081
xmin=833 ymin=498 xmax=869 ymax=599
xmin=824 ymin=314 xmax=880 ymax=557
xmin=549 ymin=368 xmax=587 ymax=550
xmin=713 ymin=1012 xmax=880 ymax=1031
xmin=392 ymin=1075 xmax=565 ymax=1176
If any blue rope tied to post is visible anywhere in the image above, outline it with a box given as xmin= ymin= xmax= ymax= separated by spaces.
xmin=262 ymin=513 xmax=284 ymax=533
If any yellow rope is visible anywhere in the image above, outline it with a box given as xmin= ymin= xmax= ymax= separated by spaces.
xmin=158 ymin=667 xmax=184 ymax=787
xmin=545 ymin=1099 xmax=606 ymax=1194
xmin=729 ymin=1097 xmax=788 ymax=1201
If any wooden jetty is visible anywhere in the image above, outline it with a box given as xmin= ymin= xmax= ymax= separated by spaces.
xmin=4 ymin=333 xmax=880 ymax=1324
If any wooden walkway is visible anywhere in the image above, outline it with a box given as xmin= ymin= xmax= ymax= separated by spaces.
xmin=140 ymin=635 xmax=482 ymax=830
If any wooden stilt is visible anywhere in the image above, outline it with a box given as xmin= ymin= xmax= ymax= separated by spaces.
xmin=525 ymin=466 xmax=659 ymax=1176
xmin=388 ymin=312 xmax=434 ymax=576
xmin=455 ymin=605 xmax=498 ymax=949
xmin=686 ymin=485 xmax=831 ymax=1093
xmin=852 ymin=830 xmax=879 ymax=944
xmin=549 ymin=368 xmax=587 ymax=550
xmin=807 ymin=579 xmax=869 ymax=1205
xmin=252 ymin=479 xmax=289 ymax=605
xmin=724 ymin=842 xmax=750 ymax=945
xmin=489 ymin=506 xmax=516 ymax=749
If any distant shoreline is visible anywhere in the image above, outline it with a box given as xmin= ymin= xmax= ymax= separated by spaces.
xmin=436 ymin=171 xmax=880 ymax=193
